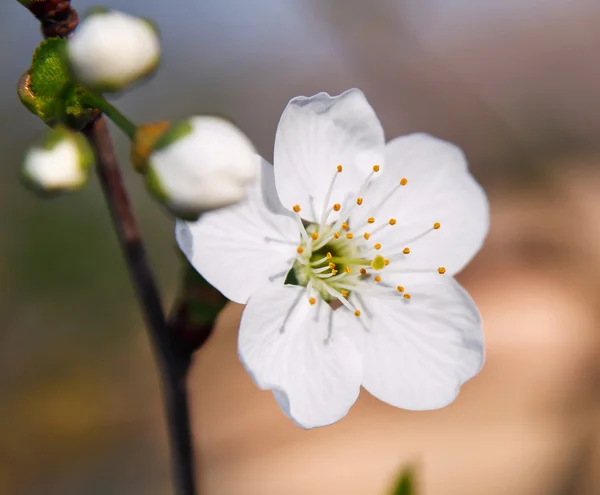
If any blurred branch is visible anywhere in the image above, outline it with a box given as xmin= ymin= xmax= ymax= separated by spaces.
xmin=20 ymin=2 xmax=203 ymax=494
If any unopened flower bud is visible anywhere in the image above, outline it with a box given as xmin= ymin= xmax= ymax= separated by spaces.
xmin=22 ymin=126 xmax=94 ymax=194
xmin=145 ymin=116 xmax=259 ymax=218
xmin=66 ymin=10 xmax=160 ymax=92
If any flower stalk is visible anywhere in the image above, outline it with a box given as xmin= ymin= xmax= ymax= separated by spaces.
xmin=81 ymin=90 xmax=137 ymax=140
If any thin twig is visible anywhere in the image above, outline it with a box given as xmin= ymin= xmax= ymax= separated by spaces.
xmin=83 ymin=117 xmax=196 ymax=495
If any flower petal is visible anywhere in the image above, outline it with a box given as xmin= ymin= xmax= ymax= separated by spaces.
xmin=176 ymin=158 xmax=299 ymax=304
xmin=348 ymin=276 xmax=484 ymax=410
xmin=274 ymin=89 xmax=385 ymax=223
xmin=239 ymin=285 xmax=363 ymax=428
xmin=354 ymin=133 xmax=489 ymax=275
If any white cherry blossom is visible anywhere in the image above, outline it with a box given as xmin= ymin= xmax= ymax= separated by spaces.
xmin=176 ymin=89 xmax=489 ymax=428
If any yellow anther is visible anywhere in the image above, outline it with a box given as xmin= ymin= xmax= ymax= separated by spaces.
xmin=356 ymin=198 xmax=363 ymax=206
xmin=333 ymin=232 xmax=340 ymax=239
xmin=309 ymin=297 xmax=316 ymax=305
xmin=341 ymin=222 xmax=349 ymax=231
xmin=400 ymin=178 xmax=408 ymax=186
xmin=297 ymin=246 xmax=304 ymax=254
xmin=354 ymin=310 xmax=361 ymax=317
xmin=346 ymin=233 xmax=354 ymax=239
xmin=368 ymin=217 xmax=375 ymax=224
xmin=374 ymin=275 xmax=382 ymax=283
xmin=384 ymin=259 xmax=390 ymax=266
xmin=332 ymin=269 xmax=338 ymax=275
xmin=341 ymin=289 xmax=349 ymax=297
xmin=337 ymin=165 xmax=343 ymax=173
xmin=311 ymin=232 xmax=319 ymax=240
xmin=374 ymin=243 xmax=382 ymax=250
xmin=438 ymin=267 xmax=447 ymax=274
xmin=373 ymin=165 xmax=380 ymax=172
xmin=326 ymin=252 xmax=333 ymax=259
xmin=403 ymin=247 xmax=410 ymax=255
xmin=345 ymin=267 xmax=351 ymax=274
xmin=360 ymin=268 xmax=367 ymax=276
xmin=433 ymin=222 xmax=441 ymax=230
xmin=389 ymin=218 xmax=397 ymax=225
xmin=333 ymin=203 xmax=341 ymax=211
xmin=329 ymin=262 xmax=336 ymax=270
xmin=397 ymin=285 xmax=405 ymax=293
xmin=364 ymin=232 xmax=371 ymax=240
xmin=293 ymin=204 xmax=301 ymax=212
xmin=404 ymin=293 xmax=411 ymax=300
xmin=371 ymin=255 xmax=386 ymax=271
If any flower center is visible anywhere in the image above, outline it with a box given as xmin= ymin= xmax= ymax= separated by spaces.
xmin=283 ymin=164 xmax=446 ymax=317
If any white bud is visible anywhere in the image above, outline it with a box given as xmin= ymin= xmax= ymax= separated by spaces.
xmin=22 ymin=127 xmax=93 ymax=194
xmin=146 ymin=116 xmax=259 ymax=218
xmin=67 ymin=10 xmax=160 ymax=91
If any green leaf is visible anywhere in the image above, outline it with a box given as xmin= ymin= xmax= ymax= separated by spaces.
xmin=390 ymin=468 xmax=417 ymax=495
xmin=20 ymin=38 xmax=96 ymax=129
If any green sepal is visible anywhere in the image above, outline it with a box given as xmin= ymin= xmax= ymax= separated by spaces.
xmin=390 ymin=468 xmax=417 ymax=495
xmin=153 ymin=119 xmax=193 ymax=151
xmin=21 ymin=38 xmax=96 ymax=129
xmin=144 ymin=164 xmax=200 ymax=221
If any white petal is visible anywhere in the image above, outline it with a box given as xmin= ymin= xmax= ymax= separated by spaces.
xmin=67 ymin=11 xmax=160 ymax=89
xmin=239 ymin=285 xmax=363 ymax=428
xmin=354 ymin=133 xmax=489 ymax=275
xmin=348 ymin=277 xmax=484 ymax=410
xmin=274 ymin=89 xmax=385 ymax=223
xmin=176 ymin=159 xmax=299 ymax=304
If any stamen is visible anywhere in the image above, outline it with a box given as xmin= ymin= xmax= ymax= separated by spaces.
xmin=403 ymin=248 xmax=410 ymax=255
xmin=356 ymin=198 xmax=364 ymax=206
xmin=341 ymin=222 xmax=349 ymax=231
xmin=333 ymin=232 xmax=340 ymax=239
xmin=368 ymin=218 xmax=375 ymax=224
xmin=293 ymin=204 xmax=301 ymax=212
xmin=403 ymin=293 xmax=411 ymax=300
xmin=397 ymin=285 xmax=405 ymax=293
xmin=355 ymin=310 xmax=361 ymax=317
xmin=360 ymin=268 xmax=367 ymax=276
xmin=328 ymin=262 xmax=336 ymax=270
xmin=434 ymin=222 xmax=441 ymax=230
xmin=364 ymin=232 xmax=371 ymax=240
xmin=345 ymin=267 xmax=351 ymax=274
xmin=341 ymin=289 xmax=349 ymax=297
xmin=297 ymin=246 xmax=304 ymax=254
xmin=400 ymin=178 xmax=408 ymax=186
xmin=326 ymin=252 xmax=333 ymax=259
xmin=311 ymin=232 xmax=319 ymax=240
xmin=346 ymin=233 xmax=354 ymax=239
xmin=374 ymin=276 xmax=381 ymax=283
xmin=320 ymin=166 xmax=344 ymax=225
xmin=372 ymin=165 xmax=380 ymax=172
xmin=389 ymin=218 xmax=397 ymax=225
xmin=374 ymin=243 xmax=382 ymax=250
xmin=333 ymin=203 xmax=341 ymax=211
xmin=438 ymin=267 xmax=446 ymax=274
xmin=309 ymin=297 xmax=316 ymax=305
xmin=385 ymin=259 xmax=390 ymax=266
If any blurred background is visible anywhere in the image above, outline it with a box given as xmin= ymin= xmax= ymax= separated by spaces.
xmin=2 ymin=0 xmax=600 ymax=493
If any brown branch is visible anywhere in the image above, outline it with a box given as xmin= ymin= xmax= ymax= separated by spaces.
xmin=20 ymin=2 xmax=203 ymax=494
xmin=83 ymin=117 xmax=196 ymax=495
